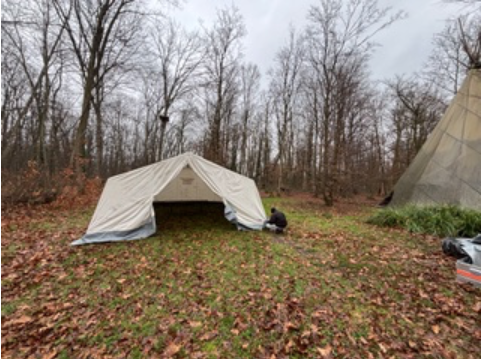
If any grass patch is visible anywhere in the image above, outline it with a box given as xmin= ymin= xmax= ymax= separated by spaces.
xmin=2 ymin=301 xmax=17 ymax=316
xmin=367 ymin=205 xmax=481 ymax=237
xmin=2 ymin=197 xmax=479 ymax=358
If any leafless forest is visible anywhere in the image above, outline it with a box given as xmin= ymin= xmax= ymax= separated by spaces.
xmin=2 ymin=0 xmax=480 ymax=206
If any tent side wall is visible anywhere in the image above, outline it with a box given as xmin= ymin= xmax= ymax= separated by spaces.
xmin=72 ymin=157 xmax=189 ymax=245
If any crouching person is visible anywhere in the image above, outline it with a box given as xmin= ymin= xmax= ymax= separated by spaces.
xmin=264 ymin=207 xmax=288 ymax=234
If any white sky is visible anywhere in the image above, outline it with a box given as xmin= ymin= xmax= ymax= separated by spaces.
xmin=173 ymin=0 xmax=464 ymax=82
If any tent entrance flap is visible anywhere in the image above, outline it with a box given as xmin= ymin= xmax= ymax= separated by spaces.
xmin=154 ymin=166 xmax=222 ymax=202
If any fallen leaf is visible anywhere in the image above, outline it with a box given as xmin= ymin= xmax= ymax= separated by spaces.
xmin=284 ymin=339 xmax=294 ymax=352
xmin=301 ymin=330 xmax=311 ymax=338
xmin=164 ymin=343 xmax=180 ymax=356
xmin=42 ymin=351 xmax=57 ymax=359
xmin=231 ymin=328 xmax=239 ymax=335
xmin=473 ymin=302 xmax=481 ymax=313
xmin=432 ymin=325 xmax=440 ymax=334
xmin=283 ymin=321 xmax=298 ymax=332
xmin=378 ymin=343 xmax=387 ymax=353
xmin=317 ymin=344 xmax=332 ymax=357
xmin=189 ymin=321 xmax=202 ymax=328
xmin=8 ymin=316 xmax=33 ymax=326
xmin=199 ymin=330 xmax=218 ymax=341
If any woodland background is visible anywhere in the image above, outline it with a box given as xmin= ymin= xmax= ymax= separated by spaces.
xmin=2 ymin=0 xmax=480 ymax=206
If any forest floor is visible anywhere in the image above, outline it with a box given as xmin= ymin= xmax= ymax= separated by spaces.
xmin=2 ymin=195 xmax=480 ymax=358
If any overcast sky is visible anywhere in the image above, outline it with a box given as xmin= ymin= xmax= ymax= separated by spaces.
xmin=173 ymin=0 xmax=464 ymax=83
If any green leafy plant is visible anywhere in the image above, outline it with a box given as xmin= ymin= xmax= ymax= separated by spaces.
xmin=367 ymin=205 xmax=481 ymax=237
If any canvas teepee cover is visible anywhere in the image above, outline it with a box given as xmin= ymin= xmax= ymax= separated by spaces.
xmin=72 ymin=153 xmax=267 ymax=245
xmin=390 ymin=69 xmax=481 ymax=210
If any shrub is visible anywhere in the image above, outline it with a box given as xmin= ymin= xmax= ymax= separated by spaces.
xmin=367 ymin=205 xmax=481 ymax=238
xmin=1 ymin=162 xmax=102 ymax=209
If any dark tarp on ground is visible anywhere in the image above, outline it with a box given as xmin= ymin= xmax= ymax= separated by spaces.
xmin=442 ymin=235 xmax=481 ymax=265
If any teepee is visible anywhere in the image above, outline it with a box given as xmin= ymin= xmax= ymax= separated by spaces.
xmin=390 ymin=69 xmax=481 ymax=210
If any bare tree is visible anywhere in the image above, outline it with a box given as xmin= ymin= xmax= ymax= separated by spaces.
xmin=305 ymin=0 xmax=404 ymax=205
xmin=238 ymin=63 xmax=261 ymax=175
xmin=268 ymin=28 xmax=304 ymax=194
xmin=52 ymin=0 xmax=144 ymax=181
xmin=387 ymin=76 xmax=446 ymax=180
xmin=150 ymin=19 xmax=204 ymax=160
xmin=426 ymin=14 xmax=481 ymax=96
xmin=2 ymin=0 xmax=67 ymax=170
xmin=4 ymin=0 xmax=451 ymax=207
xmin=203 ymin=5 xmax=246 ymax=164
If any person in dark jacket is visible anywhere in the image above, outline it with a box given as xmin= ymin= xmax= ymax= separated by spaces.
xmin=264 ymin=207 xmax=288 ymax=233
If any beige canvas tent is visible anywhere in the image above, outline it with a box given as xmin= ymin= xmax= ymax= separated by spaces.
xmin=73 ymin=153 xmax=267 ymax=245
xmin=390 ymin=69 xmax=481 ymax=210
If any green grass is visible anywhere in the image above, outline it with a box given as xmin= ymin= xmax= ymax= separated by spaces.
xmin=2 ymin=301 xmax=17 ymax=316
xmin=2 ymin=198 xmax=479 ymax=358
xmin=367 ymin=204 xmax=481 ymax=237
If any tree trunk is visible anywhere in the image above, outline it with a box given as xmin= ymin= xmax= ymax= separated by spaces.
xmin=94 ymin=87 xmax=104 ymax=177
xmin=158 ymin=114 xmax=168 ymax=161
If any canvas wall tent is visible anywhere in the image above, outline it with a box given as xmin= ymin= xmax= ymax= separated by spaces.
xmin=72 ymin=153 xmax=267 ymax=245
xmin=390 ymin=69 xmax=481 ymax=210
